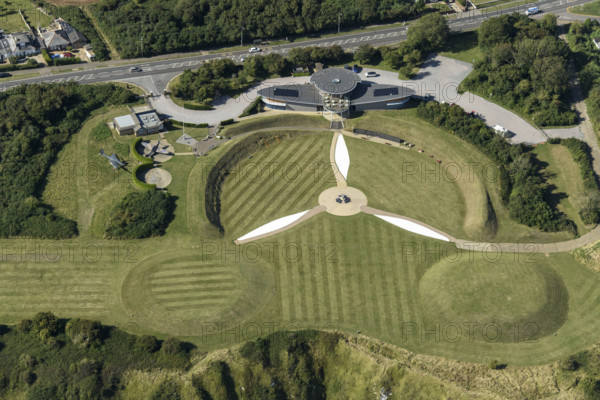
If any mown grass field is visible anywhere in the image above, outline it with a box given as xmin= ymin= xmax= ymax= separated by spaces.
xmin=0 ymin=0 xmax=52 ymax=32
xmin=220 ymin=132 xmax=336 ymax=239
xmin=345 ymin=135 xmax=473 ymax=239
xmin=5 ymin=110 xmax=598 ymax=369
xmin=346 ymin=109 xmax=575 ymax=243
xmin=533 ymin=143 xmax=590 ymax=236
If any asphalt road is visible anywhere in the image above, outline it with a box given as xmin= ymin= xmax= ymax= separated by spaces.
xmin=0 ymin=0 xmax=596 ymax=93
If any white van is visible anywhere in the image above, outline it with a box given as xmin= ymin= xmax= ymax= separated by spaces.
xmin=525 ymin=7 xmax=539 ymax=15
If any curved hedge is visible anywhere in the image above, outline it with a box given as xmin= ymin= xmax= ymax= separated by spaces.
xmin=131 ymin=137 xmax=154 ymax=163
xmin=132 ymin=163 xmax=156 ymax=190
xmin=130 ymin=137 xmax=156 ymax=190
xmin=205 ymin=130 xmax=314 ymax=233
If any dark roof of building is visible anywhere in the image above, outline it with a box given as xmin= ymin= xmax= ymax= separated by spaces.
xmin=258 ymin=83 xmax=322 ymax=105
xmin=310 ymin=67 xmax=360 ymax=95
xmin=42 ymin=30 xmax=69 ymax=48
xmin=67 ymin=29 xmax=86 ymax=44
xmin=349 ymin=83 xmax=416 ymax=105
xmin=259 ymin=81 xmax=414 ymax=106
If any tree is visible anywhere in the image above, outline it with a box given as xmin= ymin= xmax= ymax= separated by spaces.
xmin=407 ymin=13 xmax=449 ymax=52
xmin=478 ymin=15 xmax=516 ymax=51
xmin=161 ymin=337 xmax=185 ymax=355
xmin=65 ymin=318 xmax=103 ymax=347
xmin=137 ymin=335 xmax=160 ymax=353
xmin=32 ymin=312 xmax=59 ymax=339
xmin=354 ymin=44 xmax=377 ymax=64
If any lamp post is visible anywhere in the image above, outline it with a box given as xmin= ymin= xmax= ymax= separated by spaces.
xmin=338 ymin=12 xmax=342 ymax=34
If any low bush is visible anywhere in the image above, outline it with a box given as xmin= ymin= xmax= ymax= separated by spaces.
xmin=0 ymin=58 xmax=40 ymax=73
xmin=239 ymin=96 xmax=264 ymax=118
xmin=220 ymin=118 xmax=235 ymax=126
xmin=183 ymin=102 xmax=213 ymax=110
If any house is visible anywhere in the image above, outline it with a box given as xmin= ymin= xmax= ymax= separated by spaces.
xmin=594 ymin=38 xmax=600 ymax=51
xmin=57 ymin=18 xmax=87 ymax=48
xmin=113 ymin=106 xmax=164 ymax=136
xmin=42 ymin=30 xmax=70 ymax=51
xmin=41 ymin=18 xmax=87 ymax=50
xmin=0 ymin=31 xmax=38 ymax=60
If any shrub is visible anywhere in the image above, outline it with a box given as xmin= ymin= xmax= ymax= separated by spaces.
xmin=132 ymin=163 xmax=157 ymax=191
xmin=161 ymin=337 xmax=184 ymax=355
xmin=104 ymin=190 xmax=173 ymax=238
xmin=16 ymin=319 xmax=33 ymax=333
xmin=489 ymin=360 xmax=506 ymax=369
xmin=20 ymin=371 xmax=36 ymax=386
xmin=183 ymin=102 xmax=213 ymax=110
xmin=238 ymin=96 xmax=263 ymax=118
xmin=137 ymin=335 xmax=160 ymax=353
xmin=559 ymin=355 xmax=579 ymax=371
xmin=65 ymin=318 xmax=103 ymax=347
xmin=220 ymin=118 xmax=235 ymax=126
xmin=32 ymin=312 xmax=59 ymax=339
xmin=580 ymin=377 xmax=600 ymax=399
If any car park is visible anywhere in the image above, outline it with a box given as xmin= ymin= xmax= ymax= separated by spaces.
xmin=365 ymin=71 xmax=378 ymax=77
xmin=249 ymin=47 xmax=261 ymax=53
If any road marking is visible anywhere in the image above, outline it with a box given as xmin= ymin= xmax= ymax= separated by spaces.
xmin=318 ymin=42 xmax=329 ymax=47
xmin=373 ymin=34 xmax=383 ymax=39
xmin=332 ymin=40 xmax=342 ymax=45
xmin=359 ymin=36 xmax=370 ymax=41
xmin=82 ymin=74 xmax=94 ymax=80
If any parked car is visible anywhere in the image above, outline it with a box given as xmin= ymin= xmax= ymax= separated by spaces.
xmin=344 ymin=64 xmax=351 ymax=70
xmin=0 ymin=72 xmax=10 ymax=78
xmin=352 ymin=64 xmax=361 ymax=73
xmin=240 ymin=57 xmax=246 ymax=62
xmin=129 ymin=66 xmax=142 ymax=72
xmin=365 ymin=71 xmax=378 ymax=77
xmin=248 ymin=47 xmax=261 ymax=53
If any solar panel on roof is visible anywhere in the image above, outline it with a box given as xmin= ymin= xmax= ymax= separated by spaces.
xmin=373 ymin=87 xmax=399 ymax=96
xmin=274 ymin=88 xmax=299 ymax=97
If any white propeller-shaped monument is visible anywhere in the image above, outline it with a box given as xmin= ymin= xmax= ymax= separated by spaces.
xmin=234 ymin=132 xmax=454 ymax=245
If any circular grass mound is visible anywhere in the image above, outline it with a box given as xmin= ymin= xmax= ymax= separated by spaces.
xmin=419 ymin=255 xmax=568 ymax=342
xmin=121 ymin=249 xmax=276 ymax=336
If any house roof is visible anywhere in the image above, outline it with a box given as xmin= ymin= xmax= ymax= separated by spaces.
xmin=136 ymin=111 xmax=162 ymax=129
xmin=67 ymin=29 xmax=86 ymax=44
xmin=42 ymin=30 xmax=69 ymax=48
xmin=349 ymin=83 xmax=416 ymax=105
xmin=114 ymin=115 xmax=136 ymax=130
xmin=310 ymin=67 xmax=361 ymax=95
xmin=258 ymin=84 xmax=323 ymax=106
xmin=258 ymin=81 xmax=415 ymax=106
